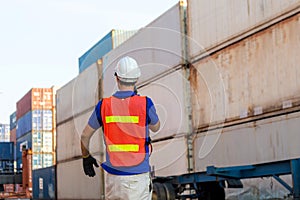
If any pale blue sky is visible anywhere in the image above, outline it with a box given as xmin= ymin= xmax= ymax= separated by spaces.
xmin=0 ymin=0 xmax=179 ymax=124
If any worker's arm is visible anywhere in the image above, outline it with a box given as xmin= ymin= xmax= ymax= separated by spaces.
xmin=81 ymin=124 xmax=99 ymax=177
xmin=149 ymin=120 xmax=160 ymax=132
xmin=81 ymin=124 xmax=96 ymax=157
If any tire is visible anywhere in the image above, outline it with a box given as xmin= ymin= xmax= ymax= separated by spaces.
xmin=153 ymin=182 xmax=167 ymax=200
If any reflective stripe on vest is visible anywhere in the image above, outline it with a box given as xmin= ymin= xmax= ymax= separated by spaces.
xmin=108 ymin=144 xmax=139 ymax=152
xmin=105 ymin=116 xmax=139 ymax=123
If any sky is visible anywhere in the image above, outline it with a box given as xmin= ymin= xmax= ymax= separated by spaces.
xmin=0 ymin=0 xmax=179 ymax=124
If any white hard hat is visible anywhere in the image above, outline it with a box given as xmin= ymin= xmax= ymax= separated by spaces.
xmin=115 ymin=56 xmax=141 ymax=83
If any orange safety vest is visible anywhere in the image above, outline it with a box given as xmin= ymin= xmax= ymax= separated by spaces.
xmin=101 ymin=95 xmax=147 ymax=167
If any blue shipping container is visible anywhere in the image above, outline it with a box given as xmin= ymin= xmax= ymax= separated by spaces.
xmin=32 ymin=166 xmax=56 ymax=200
xmin=17 ymin=110 xmax=53 ymax=139
xmin=10 ymin=112 xmax=17 ymax=130
xmin=0 ymin=142 xmax=14 ymax=160
xmin=78 ymin=29 xmax=137 ymax=73
xmin=79 ymin=31 xmax=112 ymax=73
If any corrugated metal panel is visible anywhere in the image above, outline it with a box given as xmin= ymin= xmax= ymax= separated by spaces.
xmin=17 ymin=88 xmax=54 ymax=119
xmin=56 ymin=62 xmax=101 ymax=124
xmin=0 ymin=142 xmax=14 ymax=160
xmin=111 ymin=29 xmax=137 ymax=48
xmin=10 ymin=112 xmax=17 ymax=130
xmin=187 ymin=0 xmax=300 ymax=60
xmin=57 ymin=111 xmax=103 ymax=162
xmin=79 ymin=29 xmax=137 ymax=74
xmin=57 ymin=159 xmax=104 ymax=200
xmin=151 ymin=137 xmax=188 ymax=177
xmin=102 ymin=3 xmax=185 ymax=97
xmin=190 ymin=13 xmax=300 ymax=129
xmin=32 ymin=166 xmax=56 ymax=200
xmin=138 ymin=69 xmax=189 ymax=140
xmin=194 ymin=111 xmax=300 ymax=172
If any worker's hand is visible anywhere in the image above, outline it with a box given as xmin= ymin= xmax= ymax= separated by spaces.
xmin=82 ymin=155 xmax=99 ymax=177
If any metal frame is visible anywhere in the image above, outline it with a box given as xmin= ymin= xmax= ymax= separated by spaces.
xmin=154 ymin=158 xmax=300 ymax=199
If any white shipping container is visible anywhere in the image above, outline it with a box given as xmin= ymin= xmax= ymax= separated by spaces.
xmin=187 ymin=0 xmax=300 ymax=60
xmin=151 ymin=136 xmax=189 ymax=177
xmin=139 ymin=68 xmax=190 ymax=140
xmin=194 ymin=110 xmax=300 ymax=172
xmin=57 ymin=158 xmax=104 ymax=200
xmin=56 ymin=111 xmax=103 ymax=162
xmin=56 ymin=62 xmax=101 ymax=124
xmin=190 ymin=13 xmax=300 ymax=129
xmin=102 ymin=2 xmax=185 ymax=97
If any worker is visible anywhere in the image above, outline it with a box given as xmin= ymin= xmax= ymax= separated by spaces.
xmin=80 ymin=56 xmax=160 ymax=200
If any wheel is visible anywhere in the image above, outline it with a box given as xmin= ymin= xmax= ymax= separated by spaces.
xmin=153 ymin=182 xmax=167 ymax=200
xmin=162 ymin=183 xmax=176 ymax=200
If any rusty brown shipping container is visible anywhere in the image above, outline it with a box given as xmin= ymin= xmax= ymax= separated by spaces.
xmin=16 ymin=88 xmax=54 ymax=119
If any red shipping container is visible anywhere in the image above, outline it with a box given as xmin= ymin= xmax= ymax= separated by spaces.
xmin=17 ymin=88 xmax=54 ymax=119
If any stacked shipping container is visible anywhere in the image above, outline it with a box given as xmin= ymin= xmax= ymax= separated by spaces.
xmin=56 ymin=0 xmax=300 ymax=199
xmin=16 ymin=88 xmax=56 ymax=170
xmin=78 ymin=29 xmax=137 ymax=74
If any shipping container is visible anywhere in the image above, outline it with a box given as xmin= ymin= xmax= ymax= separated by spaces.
xmin=150 ymin=136 xmax=188 ymax=177
xmin=57 ymin=159 xmax=104 ymax=200
xmin=32 ymin=131 xmax=54 ymax=153
xmin=57 ymin=111 xmax=103 ymax=163
xmin=187 ymin=0 xmax=300 ymax=61
xmin=32 ymin=166 xmax=56 ymax=200
xmin=32 ymin=153 xmax=54 ymax=170
xmin=79 ymin=29 xmax=137 ymax=74
xmin=10 ymin=112 xmax=17 ymax=130
xmin=56 ymin=62 xmax=101 ymax=124
xmin=0 ymin=142 xmax=14 ymax=161
xmin=16 ymin=132 xmax=32 ymax=170
xmin=55 ymin=0 xmax=300 ymax=199
xmin=0 ymin=124 xmax=10 ymax=142
xmin=16 ymin=88 xmax=54 ymax=119
xmin=17 ymin=110 xmax=53 ymax=139
xmin=138 ymin=68 xmax=190 ymax=140
xmin=102 ymin=3 xmax=186 ymax=97
xmin=0 ymin=160 xmax=14 ymax=173
xmin=190 ymin=12 xmax=300 ymax=130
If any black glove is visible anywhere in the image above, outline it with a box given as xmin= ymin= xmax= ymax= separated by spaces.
xmin=82 ymin=155 xmax=99 ymax=177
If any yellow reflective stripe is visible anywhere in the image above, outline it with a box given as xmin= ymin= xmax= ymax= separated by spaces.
xmin=108 ymin=144 xmax=139 ymax=152
xmin=105 ymin=116 xmax=139 ymax=123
